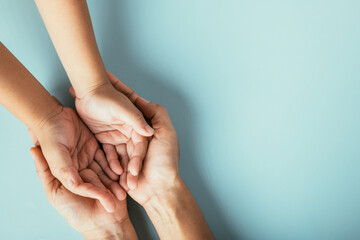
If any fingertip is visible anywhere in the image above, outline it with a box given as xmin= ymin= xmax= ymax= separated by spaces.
xmin=145 ymin=125 xmax=155 ymax=135
xmin=67 ymin=178 xmax=76 ymax=189
xmin=62 ymin=169 xmax=82 ymax=190
xmin=69 ymin=86 xmax=76 ymax=99
xmin=117 ymin=189 xmax=127 ymax=201
xmin=29 ymin=148 xmax=36 ymax=159
xmin=119 ymin=172 xmax=129 ymax=192
xmin=109 ymin=162 xmax=124 ymax=176
xmin=127 ymin=173 xmax=138 ymax=190
xmin=128 ymin=183 xmax=136 ymax=190
xmin=135 ymin=125 xmax=154 ymax=137
xmin=105 ymin=203 xmax=116 ymax=213
xmin=102 ymin=193 xmax=117 ymax=213
xmin=129 ymin=166 xmax=138 ymax=176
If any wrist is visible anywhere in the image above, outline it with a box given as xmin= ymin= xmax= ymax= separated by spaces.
xmin=71 ymin=71 xmax=111 ymax=99
xmin=143 ymin=176 xmax=188 ymax=221
xmin=82 ymin=218 xmax=137 ymax=240
xmin=143 ymin=177 xmax=214 ymax=240
xmin=28 ymin=98 xmax=64 ymax=134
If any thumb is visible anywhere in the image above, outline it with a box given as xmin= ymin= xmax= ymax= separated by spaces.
xmin=69 ymin=86 xmax=77 ymax=99
xmin=30 ymin=147 xmax=58 ymax=201
xmin=116 ymin=103 xmax=154 ymax=137
xmin=42 ymin=145 xmax=82 ymax=191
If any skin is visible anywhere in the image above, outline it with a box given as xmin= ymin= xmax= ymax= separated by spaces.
xmin=105 ymin=76 xmax=215 ymax=240
xmin=34 ymin=0 xmax=153 ymax=186
xmin=31 ymin=147 xmax=138 ymax=240
xmin=0 ymin=42 xmax=120 ymax=212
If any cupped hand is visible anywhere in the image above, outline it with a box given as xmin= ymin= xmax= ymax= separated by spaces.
xmin=104 ymin=76 xmax=180 ymax=205
xmin=70 ymin=72 xmax=151 ymax=189
xmin=29 ymin=106 xmax=126 ymax=212
xmin=30 ymin=147 xmax=132 ymax=239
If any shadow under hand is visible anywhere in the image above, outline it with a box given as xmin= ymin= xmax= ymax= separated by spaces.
xmin=98 ymin=2 xmax=239 ymax=239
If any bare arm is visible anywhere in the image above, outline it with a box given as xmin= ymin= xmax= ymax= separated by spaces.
xmin=34 ymin=0 xmax=107 ymax=98
xmin=34 ymin=1 xmax=154 ymax=183
xmin=0 ymin=41 xmax=62 ymax=131
xmin=144 ymin=178 xmax=214 ymax=240
xmin=103 ymin=74 xmax=214 ymax=239
xmin=0 ymin=42 xmax=119 ymax=211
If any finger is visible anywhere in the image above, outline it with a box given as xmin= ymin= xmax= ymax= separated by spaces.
xmin=30 ymin=147 xmax=59 ymax=200
xmin=107 ymin=71 xmax=139 ymax=103
xmin=78 ymin=169 xmax=117 ymax=213
xmin=103 ymin=144 xmax=123 ymax=175
xmin=116 ymin=144 xmax=130 ymax=173
xmin=69 ymin=86 xmax=76 ymax=99
xmin=134 ymin=97 xmax=174 ymax=130
xmin=119 ymin=171 xmax=129 ymax=192
xmin=127 ymin=173 xmax=138 ymax=190
xmin=47 ymin=151 xmax=83 ymax=192
xmin=94 ymin=149 xmax=119 ymax=181
xmin=116 ymin=104 xmax=155 ymax=137
xmin=28 ymin=129 xmax=39 ymax=146
xmin=89 ymin=161 xmax=126 ymax=201
xmin=51 ymin=96 xmax=62 ymax=105
xmin=128 ymin=132 xmax=147 ymax=176
xmin=95 ymin=130 xmax=129 ymax=145
xmin=42 ymin=145 xmax=114 ymax=211
xmin=106 ymin=71 xmax=155 ymax=137
xmin=116 ymin=144 xmax=130 ymax=192
xmin=113 ymin=124 xmax=133 ymax=139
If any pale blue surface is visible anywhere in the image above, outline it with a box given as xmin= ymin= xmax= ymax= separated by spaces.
xmin=1 ymin=1 xmax=360 ymax=239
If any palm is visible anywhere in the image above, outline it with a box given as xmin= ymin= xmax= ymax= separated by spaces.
xmin=75 ymin=82 xmax=145 ymax=145
xmin=51 ymin=180 xmax=128 ymax=234
xmin=74 ymin=84 xmax=135 ymax=144
xmin=30 ymin=107 xmax=124 ymax=211
xmin=70 ymin=74 xmax=152 ymax=186
xmin=30 ymin=147 xmax=129 ymax=235
xmin=123 ymin=122 xmax=180 ymax=205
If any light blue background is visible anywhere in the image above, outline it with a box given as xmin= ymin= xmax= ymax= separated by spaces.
xmin=1 ymin=0 xmax=360 ymax=239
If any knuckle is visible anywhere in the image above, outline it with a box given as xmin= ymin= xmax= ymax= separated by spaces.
xmin=134 ymin=112 xmax=145 ymax=122
xmin=156 ymin=104 xmax=167 ymax=113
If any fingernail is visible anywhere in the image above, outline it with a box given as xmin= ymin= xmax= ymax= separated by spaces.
xmin=120 ymin=191 xmax=127 ymax=201
xmin=145 ymin=125 xmax=154 ymax=134
xmin=106 ymin=205 xmax=115 ymax=213
xmin=130 ymin=167 xmax=138 ymax=176
xmin=129 ymin=184 xmax=136 ymax=190
xmin=140 ymin=97 xmax=150 ymax=103
xmin=68 ymin=178 xmax=75 ymax=188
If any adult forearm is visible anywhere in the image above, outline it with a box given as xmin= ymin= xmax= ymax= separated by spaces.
xmin=0 ymin=42 xmax=62 ymax=130
xmin=143 ymin=177 xmax=214 ymax=240
xmin=35 ymin=0 xmax=108 ymax=98
xmin=82 ymin=218 xmax=138 ymax=240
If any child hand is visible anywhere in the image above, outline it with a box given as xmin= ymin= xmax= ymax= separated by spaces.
xmin=69 ymin=72 xmax=152 ymax=189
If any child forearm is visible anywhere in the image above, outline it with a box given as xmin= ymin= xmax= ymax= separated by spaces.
xmin=35 ymin=0 xmax=108 ymax=98
xmin=0 ymin=42 xmax=62 ymax=130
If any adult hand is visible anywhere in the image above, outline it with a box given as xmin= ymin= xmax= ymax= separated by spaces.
xmin=70 ymin=72 xmax=150 ymax=190
xmin=29 ymin=106 xmax=126 ymax=212
xmin=103 ymin=74 xmax=180 ymax=205
xmin=31 ymin=147 xmax=138 ymax=240
xmin=106 ymin=78 xmax=214 ymax=240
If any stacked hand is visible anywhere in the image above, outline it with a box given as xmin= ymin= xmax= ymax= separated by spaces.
xmin=69 ymin=72 xmax=153 ymax=190
xmin=30 ymin=76 xmax=188 ymax=239
xmin=31 ymin=71 xmax=181 ymax=210
xmin=0 ymin=0 xmax=214 ymax=234
xmin=100 ymin=73 xmax=181 ymax=205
